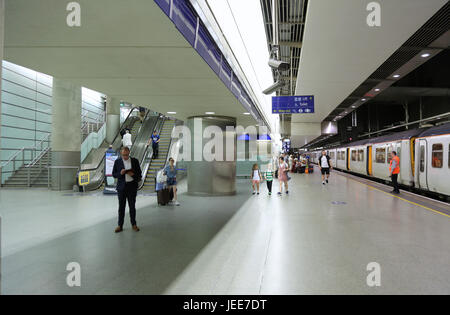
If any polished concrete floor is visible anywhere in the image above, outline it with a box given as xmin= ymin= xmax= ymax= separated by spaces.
xmin=0 ymin=169 xmax=449 ymax=294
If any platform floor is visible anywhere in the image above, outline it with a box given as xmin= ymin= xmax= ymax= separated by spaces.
xmin=1 ymin=169 xmax=449 ymax=294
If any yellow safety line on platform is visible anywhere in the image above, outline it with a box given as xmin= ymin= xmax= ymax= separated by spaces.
xmin=343 ymin=175 xmax=450 ymax=218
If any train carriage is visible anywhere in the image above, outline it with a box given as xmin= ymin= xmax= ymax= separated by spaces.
xmin=414 ymin=123 xmax=450 ymax=196
xmin=304 ymin=122 xmax=450 ymax=198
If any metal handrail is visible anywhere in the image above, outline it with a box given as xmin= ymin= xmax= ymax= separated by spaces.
xmin=27 ymin=147 xmax=49 ymax=167
xmin=79 ymin=107 xmax=153 ymax=191
xmin=137 ymin=117 xmax=182 ymax=190
xmin=138 ymin=115 xmax=167 ymax=190
xmin=81 ymin=107 xmax=143 ymax=173
xmin=0 ymin=134 xmax=51 ymax=186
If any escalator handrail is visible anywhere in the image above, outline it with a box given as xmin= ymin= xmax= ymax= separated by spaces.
xmin=81 ymin=107 xmax=144 ymax=172
xmin=80 ymin=108 xmax=152 ymax=191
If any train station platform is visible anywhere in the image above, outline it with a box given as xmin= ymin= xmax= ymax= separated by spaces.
xmin=1 ymin=168 xmax=449 ymax=295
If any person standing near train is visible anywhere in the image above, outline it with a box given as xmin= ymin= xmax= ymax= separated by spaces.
xmin=389 ymin=151 xmax=400 ymax=194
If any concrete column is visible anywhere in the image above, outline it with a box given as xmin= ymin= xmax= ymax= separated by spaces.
xmin=186 ymin=115 xmax=236 ymax=196
xmin=51 ymin=78 xmax=82 ymax=190
xmin=106 ymin=96 xmax=120 ymax=144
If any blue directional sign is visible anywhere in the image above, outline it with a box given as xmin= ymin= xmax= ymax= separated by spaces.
xmin=272 ymin=95 xmax=315 ymax=114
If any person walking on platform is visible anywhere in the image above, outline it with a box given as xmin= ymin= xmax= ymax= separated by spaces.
xmin=389 ymin=151 xmax=400 ymax=194
xmin=277 ymin=157 xmax=289 ymax=195
xmin=251 ymin=164 xmax=262 ymax=195
xmin=112 ymin=147 xmax=142 ymax=233
xmin=319 ymin=150 xmax=332 ymax=185
xmin=148 ymin=130 xmax=160 ymax=159
xmin=264 ymin=163 xmax=274 ymax=195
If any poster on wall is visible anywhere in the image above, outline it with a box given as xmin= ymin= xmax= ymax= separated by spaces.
xmin=105 ymin=152 xmax=119 ymax=176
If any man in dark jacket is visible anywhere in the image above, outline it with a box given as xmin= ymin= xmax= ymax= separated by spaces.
xmin=112 ymin=147 xmax=142 ymax=233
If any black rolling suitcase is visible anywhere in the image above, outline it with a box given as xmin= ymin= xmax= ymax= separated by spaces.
xmin=299 ymin=166 xmax=305 ymax=174
xmin=308 ymin=166 xmax=314 ymax=173
xmin=157 ymin=188 xmax=170 ymax=205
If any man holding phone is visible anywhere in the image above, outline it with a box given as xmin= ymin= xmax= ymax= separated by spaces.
xmin=112 ymin=146 xmax=142 ymax=233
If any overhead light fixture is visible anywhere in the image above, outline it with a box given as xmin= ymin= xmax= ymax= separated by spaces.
xmin=351 ymin=106 xmax=356 ymax=108
xmin=243 ymin=112 xmax=251 ymax=115
xmin=205 ymin=112 xmax=215 ymax=115
xmin=421 ymin=53 xmax=431 ymax=58
xmin=374 ymin=88 xmax=380 ymax=92
xmin=393 ymin=74 xmax=400 ymax=78
xmin=167 ymin=111 xmax=177 ymax=114
xmin=361 ymin=98 xmax=366 ymax=101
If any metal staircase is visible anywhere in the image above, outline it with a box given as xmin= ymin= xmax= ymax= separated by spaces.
xmin=3 ymin=151 xmax=51 ymax=188
xmin=141 ymin=119 xmax=176 ymax=192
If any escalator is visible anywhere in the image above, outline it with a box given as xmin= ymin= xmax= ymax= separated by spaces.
xmin=80 ymin=107 xmax=160 ymax=191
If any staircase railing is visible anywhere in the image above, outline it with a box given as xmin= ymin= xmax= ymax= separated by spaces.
xmin=138 ymin=117 xmax=182 ymax=190
xmin=25 ymin=146 xmax=51 ymax=187
xmin=138 ymin=115 xmax=167 ymax=190
xmin=0 ymin=133 xmax=51 ymax=187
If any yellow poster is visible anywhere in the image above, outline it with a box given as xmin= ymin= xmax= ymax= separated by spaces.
xmin=78 ymin=171 xmax=90 ymax=186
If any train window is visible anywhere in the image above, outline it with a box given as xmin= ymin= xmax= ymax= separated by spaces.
xmin=351 ymin=150 xmax=356 ymax=161
xmin=449 ymin=144 xmax=450 ymax=169
xmin=387 ymin=147 xmax=393 ymax=164
xmin=431 ymin=143 xmax=443 ymax=168
xmin=420 ymin=146 xmax=425 ymax=172
xmin=358 ymin=149 xmax=364 ymax=161
xmin=376 ymin=148 xmax=386 ymax=163
xmin=330 ymin=152 xmax=335 ymax=159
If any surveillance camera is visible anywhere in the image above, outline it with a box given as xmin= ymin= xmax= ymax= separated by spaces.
xmin=268 ymin=58 xmax=290 ymax=71
xmin=263 ymin=80 xmax=285 ymax=95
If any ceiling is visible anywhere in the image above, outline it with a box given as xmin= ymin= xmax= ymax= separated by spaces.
xmin=3 ymin=0 xmax=257 ymax=126
xmin=293 ymin=0 xmax=448 ymax=125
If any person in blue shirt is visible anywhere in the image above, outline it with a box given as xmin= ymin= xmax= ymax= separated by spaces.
xmin=106 ymin=145 xmax=116 ymax=154
xmin=164 ymin=157 xmax=179 ymax=206
xmin=148 ymin=130 xmax=160 ymax=159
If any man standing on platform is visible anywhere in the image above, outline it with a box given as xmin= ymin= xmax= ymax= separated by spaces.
xmin=389 ymin=151 xmax=400 ymax=194
xmin=112 ymin=147 xmax=142 ymax=233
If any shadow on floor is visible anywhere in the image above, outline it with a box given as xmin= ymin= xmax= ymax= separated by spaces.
xmin=1 ymin=181 xmax=251 ymax=294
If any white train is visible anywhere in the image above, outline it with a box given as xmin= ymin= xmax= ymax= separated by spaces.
xmin=308 ymin=123 xmax=450 ymax=198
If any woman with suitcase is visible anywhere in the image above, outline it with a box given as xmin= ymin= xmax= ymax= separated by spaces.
xmin=164 ymin=158 xmax=180 ymax=206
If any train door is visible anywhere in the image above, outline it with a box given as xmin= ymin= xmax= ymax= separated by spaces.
xmin=395 ymin=141 xmax=402 ymax=183
xmin=418 ymin=139 xmax=428 ymax=190
xmin=346 ymin=148 xmax=350 ymax=170
xmin=367 ymin=145 xmax=372 ymax=176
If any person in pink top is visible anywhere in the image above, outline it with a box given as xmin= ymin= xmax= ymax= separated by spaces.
xmin=278 ymin=156 xmax=289 ymax=195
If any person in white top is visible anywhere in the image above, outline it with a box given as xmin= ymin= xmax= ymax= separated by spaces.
xmin=289 ymin=155 xmax=294 ymax=170
xmin=122 ymin=130 xmax=132 ymax=149
xmin=251 ymin=163 xmax=262 ymax=195
xmin=318 ymin=150 xmax=332 ymax=185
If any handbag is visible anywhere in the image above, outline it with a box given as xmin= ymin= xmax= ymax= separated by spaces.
xmin=156 ymin=169 xmax=167 ymax=184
